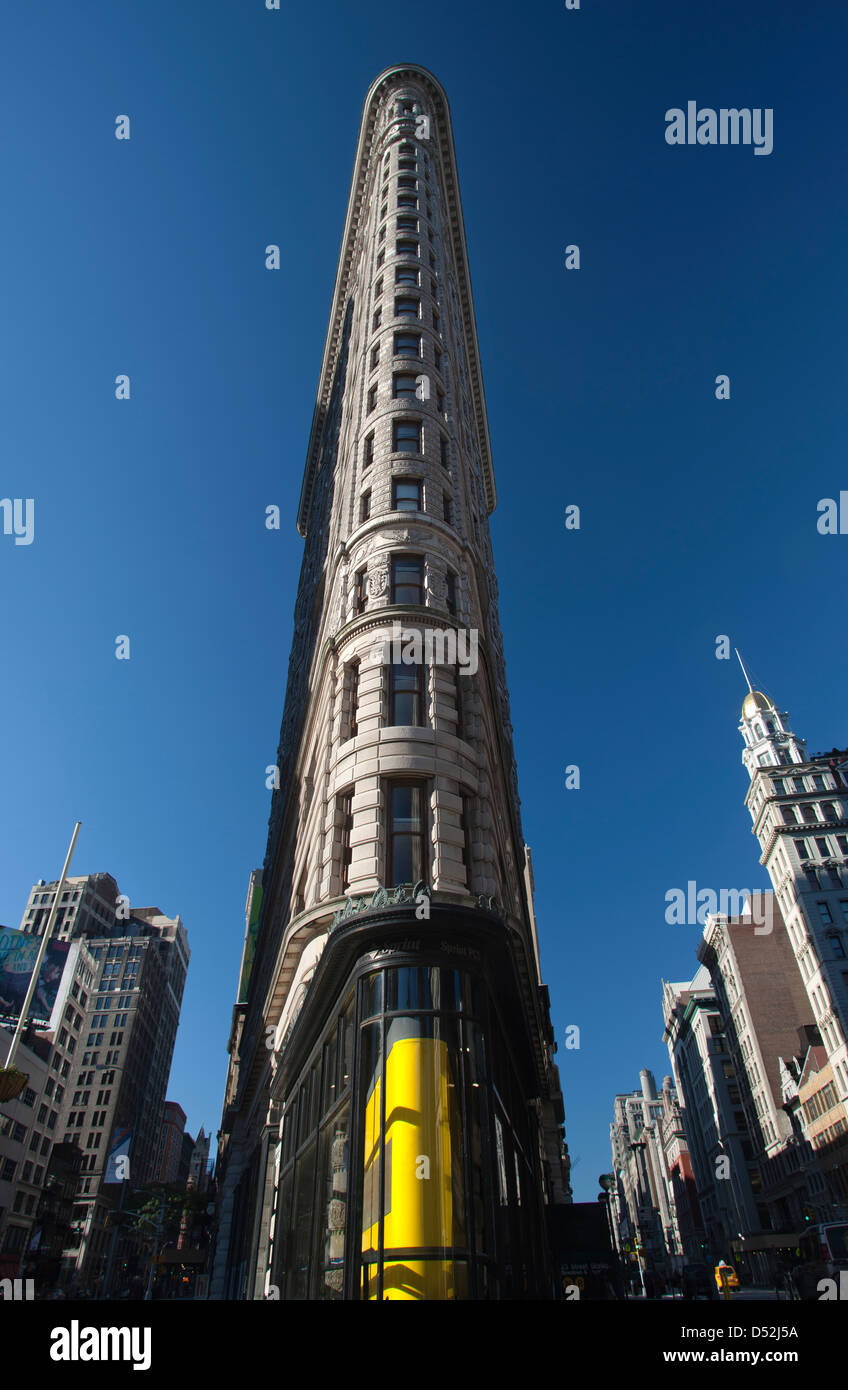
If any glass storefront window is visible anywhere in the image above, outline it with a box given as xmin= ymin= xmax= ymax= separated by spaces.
xmin=321 ymin=1024 xmax=338 ymax=1116
xmin=357 ymin=972 xmax=479 ymax=1300
xmin=312 ymin=1103 xmax=350 ymax=1299
xmin=272 ymin=967 xmax=545 ymax=1300
xmin=289 ymin=1138 xmax=316 ymax=1300
xmin=360 ymin=1021 xmax=383 ymax=1266
xmin=340 ymin=996 xmax=354 ymax=1091
xmin=362 ymin=971 xmax=383 ymax=1020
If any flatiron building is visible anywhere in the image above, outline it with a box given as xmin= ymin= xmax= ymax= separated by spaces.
xmin=212 ymin=64 xmax=568 ymax=1301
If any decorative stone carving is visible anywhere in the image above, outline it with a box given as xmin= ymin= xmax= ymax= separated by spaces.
xmin=427 ymin=570 xmax=446 ymax=601
xmin=369 ymin=562 xmax=389 ymax=598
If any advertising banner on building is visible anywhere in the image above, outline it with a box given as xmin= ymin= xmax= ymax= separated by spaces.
xmin=0 ymin=928 xmax=71 ymax=1026
xmin=104 ymin=1127 xmax=132 ymax=1183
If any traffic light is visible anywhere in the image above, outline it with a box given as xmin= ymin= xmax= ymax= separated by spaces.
xmin=803 ymin=1206 xmax=814 ymax=1223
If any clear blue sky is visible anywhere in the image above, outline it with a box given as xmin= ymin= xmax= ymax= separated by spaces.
xmin=1 ymin=1 xmax=846 ymax=1200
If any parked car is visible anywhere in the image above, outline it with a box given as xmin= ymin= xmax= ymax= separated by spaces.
xmin=792 ymin=1222 xmax=848 ymax=1300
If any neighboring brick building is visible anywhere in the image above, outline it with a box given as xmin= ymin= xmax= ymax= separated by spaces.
xmin=154 ymin=1101 xmax=187 ymax=1185
xmin=698 ymin=892 xmax=816 ymax=1234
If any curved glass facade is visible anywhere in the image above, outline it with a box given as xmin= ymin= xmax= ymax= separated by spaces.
xmin=270 ymin=953 xmax=548 ymax=1300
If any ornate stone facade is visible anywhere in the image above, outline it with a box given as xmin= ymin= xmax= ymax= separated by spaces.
xmin=212 ymin=65 xmax=568 ymax=1302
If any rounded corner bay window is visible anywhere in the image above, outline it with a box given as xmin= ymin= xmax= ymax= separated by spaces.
xmin=358 ymin=964 xmax=488 ymax=1300
xmin=271 ymin=963 xmax=547 ymax=1300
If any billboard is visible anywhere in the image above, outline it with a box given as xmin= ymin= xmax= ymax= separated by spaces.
xmin=104 ymin=1127 xmax=132 ymax=1183
xmin=0 ymin=928 xmax=71 ymax=1026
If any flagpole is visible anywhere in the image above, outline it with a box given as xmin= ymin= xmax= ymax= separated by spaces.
xmin=4 ymin=821 xmax=81 ymax=1070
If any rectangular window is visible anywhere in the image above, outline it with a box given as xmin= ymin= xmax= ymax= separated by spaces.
xmin=393 ymin=332 xmax=421 ymax=358
xmin=355 ymin=569 xmax=369 ymax=615
xmin=392 ymin=478 xmax=421 ymax=512
xmin=338 ymin=792 xmax=353 ymax=892
xmin=392 ymin=419 xmax=421 ymax=454
xmin=440 ymin=435 xmax=449 ymax=468
xmin=396 ymin=239 xmax=419 ymax=258
xmin=818 ymin=902 xmax=834 ymax=924
xmin=360 ymin=490 xmax=371 ymax=523
xmin=389 ymin=661 xmax=424 ymax=727
xmin=391 ymin=555 xmax=423 ymax=605
xmin=392 ymin=373 xmax=418 ymax=400
xmin=363 ymin=433 xmax=374 ymax=468
xmin=372 ymin=307 xmax=382 ymax=330
xmin=443 ymin=495 xmax=452 ymax=526
xmin=348 ymin=661 xmax=360 ymax=740
xmin=397 ymin=216 xmax=418 ymax=232
xmin=395 ymin=265 xmax=419 ymax=286
xmin=387 ymin=783 xmax=428 ymax=887
xmin=367 ymin=383 xmax=378 ymax=413
xmin=370 ymin=344 xmax=380 ymax=370
xmin=394 ymin=297 xmax=420 ymax=319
